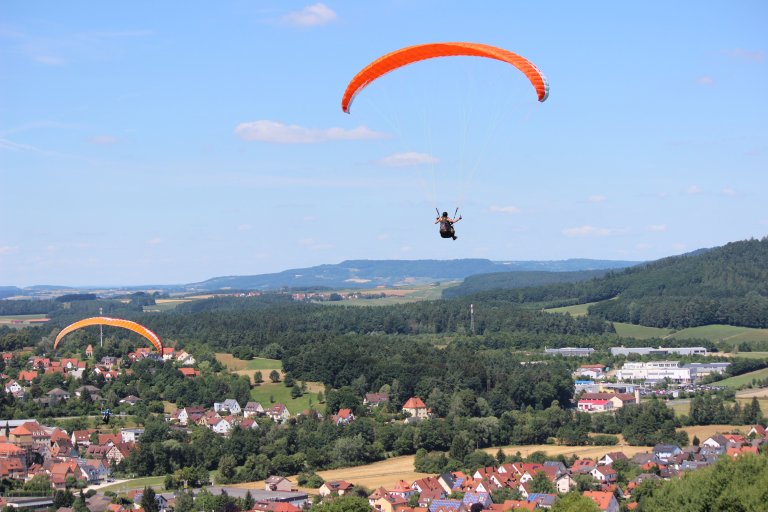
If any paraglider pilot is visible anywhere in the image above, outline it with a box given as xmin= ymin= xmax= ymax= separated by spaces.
xmin=435 ymin=211 xmax=462 ymax=240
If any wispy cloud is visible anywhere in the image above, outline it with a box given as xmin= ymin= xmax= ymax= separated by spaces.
xmin=721 ymin=48 xmax=765 ymax=62
xmin=235 ymin=120 xmax=387 ymax=143
xmin=647 ymin=224 xmax=667 ymax=232
xmin=0 ymin=246 xmax=19 ymax=256
xmin=588 ymin=194 xmax=607 ymax=203
xmin=562 ymin=225 xmax=620 ymax=237
xmin=722 ymin=187 xmax=737 ymax=197
xmin=490 ymin=205 xmax=521 ymax=214
xmin=238 ymin=224 xmax=252 ymax=232
xmin=378 ymin=152 xmax=438 ymax=167
xmin=687 ymin=185 xmax=702 ymax=195
xmin=282 ymin=3 xmax=337 ymax=26
xmin=697 ymin=75 xmax=715 ymax=86
xmin=147 ymin=237 xmax=163 ymax=246
xmin=89 ymin=135 xmax=118 ymax=145
xmin=0 ymin=138 xmax=37 ymax=151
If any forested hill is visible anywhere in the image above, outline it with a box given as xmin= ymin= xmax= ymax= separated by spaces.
xmin=442 ymin=269 xmax=614 ymax=298
xmin=186 ymin=258 xmax=639 ymax=291
xmin=467 ymin=237 xmax=768 ymax=329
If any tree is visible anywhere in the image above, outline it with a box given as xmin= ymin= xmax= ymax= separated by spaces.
xmin=217 ymin=454 xmax=237 ymax=483
xmin=140 ymin=487 xmax=159 ymax=512
xmin=529 ymin=471 xmax=555 ymax=494
xmin=254 ymin=371 xmax=264 ymax=385
xmin=174 ymin=490 xmax=194 ymax=512
xmin=312 ymin=494 xmax=372 ymax=512
xmin=550 ymin=492 xmax=599 ymax=512
xmin=269 ymin=370 xmax=281 ymax=383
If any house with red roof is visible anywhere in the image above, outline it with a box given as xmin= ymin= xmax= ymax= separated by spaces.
xmin=178 ymin=367 xmax=200 ymax=378
xmin=590 ymin=465 xmax=618 ymax=483
xmin=319 ymin=480 xmax=355 ymax=496
xmin=577 ymin=394 xmax=615 ymax=413
xmin=17 ymin=370 xmax=38 ymax=383
xmin=583 ymin=490 xmax=620 ymax=512
xmin=331 ymin=408 xmax=355 ymax=425
xmin=402 ymin=397 xmax=429 ymax=420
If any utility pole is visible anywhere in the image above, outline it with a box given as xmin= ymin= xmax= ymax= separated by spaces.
xmin=470 ymin=303 xmax=475 ymax=336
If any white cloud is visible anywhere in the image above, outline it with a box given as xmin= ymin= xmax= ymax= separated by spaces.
xmin=378 ymin=151 xmax=439 ymax=167
xmin=562 ymin=225 xmax=618 ymax=237
xmin=147 ymin=237 xmax=163 ymax=246
xmin=0 ymin=246 xmax=19 ymax=255
xmin=687 ymin=185 xmax=702 ymax=194
xmin=722 ymin=187 xmax=737 ymax=197
xmin=235 ymin=120 xmax=387 ymax=143
xmin=588 ymin=195 xmax=607 ymax=203
xmin=282 ymin=3 xmax=337 ymax=26
xmin=238 ymin=224 xmax=252 ymax=232
xmin=647 ymin=224 xmax=667 ymax=232
xmin=721 ymin=48 xmax=765 ymax=62
xmin=697 ymin=75 xmax=715 ymax=86
xmin=490 ymin=205 xmax=521 ymax=214
xmin=89 ymin=135 xmax=118 ymax=145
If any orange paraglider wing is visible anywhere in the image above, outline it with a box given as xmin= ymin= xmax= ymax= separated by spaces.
xmin=54 ymin=317 xmax=163 ymax=353
xmin=342 ymin=42 xmax=549 ymax=113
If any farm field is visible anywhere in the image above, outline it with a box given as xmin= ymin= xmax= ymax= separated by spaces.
xmin=321 ymin=283 xmax=458 ymax=307
xmin=666 ymin=325 xmax=768 ymax=344
xmin=678 ymin=424 xmax=750 ymax=440
xmin=249 ymin=381 xmax=325 ymax=415
xmin=216 ymin=353 xmax=282 ymax=371
xmin=712 ymin=368 xmax=768 ymax=389
xmin=143 ymin=299 xmax=192 ymax=312
xmin=736 ymin=387 xmax=768 ymax=399
xmin=612 ymin=322 xmax=671 ymax=339
xmin=546 ymin=303 xmax=592 ymax=316
xmin=0 ymin=314 xmax=49 ymax=328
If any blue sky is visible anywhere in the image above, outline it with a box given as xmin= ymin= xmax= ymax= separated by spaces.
xmin=1 ymin=1 xmax=766 ymax=286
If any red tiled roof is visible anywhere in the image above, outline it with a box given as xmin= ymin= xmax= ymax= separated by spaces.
xmin=583 ymin=491 xmax=615 ymax=511
xmin=403 ymin=397 xmax=427 ymax=409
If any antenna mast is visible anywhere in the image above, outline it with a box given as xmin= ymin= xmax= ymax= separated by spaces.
xmin=470 ymin=303 xmax=475 ymax=335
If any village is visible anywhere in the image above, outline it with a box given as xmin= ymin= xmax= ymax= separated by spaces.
xmin=0 ymin=341 xmax=766 ymax=512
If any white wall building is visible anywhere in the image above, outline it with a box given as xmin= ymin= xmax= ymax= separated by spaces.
xmin=615 ymin=361 xmax=692 ymax=383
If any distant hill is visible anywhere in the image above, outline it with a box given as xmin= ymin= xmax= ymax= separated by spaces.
xmin=469 ymin=238 xmax=768 ymax=329
xmin=186 ymin=258 xmax=640 ymax=291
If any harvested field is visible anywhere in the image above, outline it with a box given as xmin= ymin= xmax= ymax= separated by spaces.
xmin=678 ymin=424 xmax=748 ymax=440
xmin=736 ymin=387 xmax=768 ymax=398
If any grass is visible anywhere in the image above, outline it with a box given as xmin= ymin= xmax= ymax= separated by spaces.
xmin=250 ymin=381 xmax=325 ymax=415
xmin=215 ymin=353 xmax=281 ymax=371
xmin=612 ymin=322 xmax=672 ymax=339
xmin=546 ymin=303 xmax=592 ymax=316
xmin=98 ymin=476 xmax=167 ymax=494
xmin=666 ymin=325 xmax=768 ymax=344
xmin=713 ymin=368 xmax=768 ymax=389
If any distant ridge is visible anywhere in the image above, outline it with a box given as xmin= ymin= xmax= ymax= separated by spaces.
xmin=186 ymin=258 xmax=640 ymax=291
